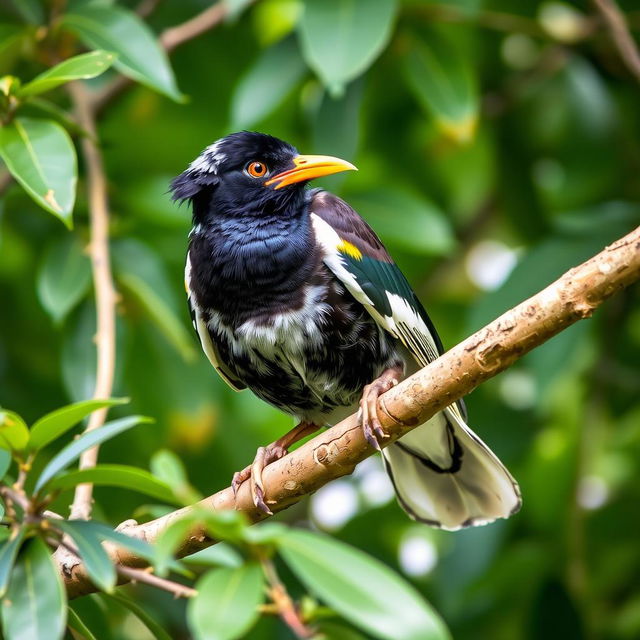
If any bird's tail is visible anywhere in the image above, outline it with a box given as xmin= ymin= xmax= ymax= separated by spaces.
xmin=381 ymin=406 xmax=521 ymax=530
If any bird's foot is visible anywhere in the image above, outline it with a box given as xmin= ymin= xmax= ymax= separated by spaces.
xmin=359 ymin=366 xmax=403 ymax=451
xmin=232 ymin=422 xmax=320 ymax=515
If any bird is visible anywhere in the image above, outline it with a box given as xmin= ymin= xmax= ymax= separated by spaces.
xmin=171 ymin=131 xmax=521 ymax=530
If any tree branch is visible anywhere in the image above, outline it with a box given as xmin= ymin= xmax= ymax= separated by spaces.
xmin=594 ymin=0 xmax=640 ymax=83
xmin=58 ymin=225 xmax=640 ymax=599
xmin=89 ymin=1 xmax=231 ymax=113
xmin=66 ymin=82 xmax=118 ymax=521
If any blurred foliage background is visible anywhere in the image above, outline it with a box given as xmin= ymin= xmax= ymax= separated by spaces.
xmin=1 ymin=0 xmax=640 ymax=638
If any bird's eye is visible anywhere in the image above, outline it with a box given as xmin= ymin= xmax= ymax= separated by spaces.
xmin=246 ymin=161 xmax=268 ymax=178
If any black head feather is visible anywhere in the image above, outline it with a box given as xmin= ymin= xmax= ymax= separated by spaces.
xmin=170 ymin=132 xmax=303 ymax=222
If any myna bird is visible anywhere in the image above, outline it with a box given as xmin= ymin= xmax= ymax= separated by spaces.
xmin=171 ymin=131 xmax=521 ymax=529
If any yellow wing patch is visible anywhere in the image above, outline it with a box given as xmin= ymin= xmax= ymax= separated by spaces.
xmin=337 ymin=239 xmax=363 ymax=261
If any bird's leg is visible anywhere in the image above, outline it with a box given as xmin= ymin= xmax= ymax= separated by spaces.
xmin=232 ymin=421 xmax=320 ymax=514
xmin=359 ymin=365 xmax=403 ymax=451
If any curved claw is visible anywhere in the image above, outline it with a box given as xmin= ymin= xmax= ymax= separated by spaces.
xmin=358 ymin=368 xmax=402 ymax=451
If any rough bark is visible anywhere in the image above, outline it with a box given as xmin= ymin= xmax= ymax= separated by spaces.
xmin=62 ymin=225 xmax=640 ymax=599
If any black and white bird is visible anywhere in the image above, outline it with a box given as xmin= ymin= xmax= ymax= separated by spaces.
xmin=171 ymin=131 xmax=521 ymax=530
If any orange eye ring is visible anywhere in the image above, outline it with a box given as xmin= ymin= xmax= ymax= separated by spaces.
xmin=247 ymin=161 xmax=268 ymax=178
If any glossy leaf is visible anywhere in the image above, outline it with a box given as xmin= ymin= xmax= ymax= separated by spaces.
xmin=154 ymin=514 xmax=199 ymax=576
xmin=19 ymin=51 xmax=116 ymax=98
xmin=182 ymin=543 xmax=244 ymax=569
xmin=61 ymin=5 xmax=183 ymax=101
xmin=55 ymin=519 xmax=116 ymax=593
xmin=231 ymin=36 xmax=307 ymax=129
xmin=298 ymin=0 xmax=397 ymax=94
xmin=1 ymin=537 xmax=66 ymax=640
xmin=113 ymin=240 xmax=195 ymax=361
xmin=48 ymin=464 xmax=178 ymax=504
xmin=348 ymin=189 xmax=455 ymax=255
xmin=0 ymin=449 xmax=10 ymax=480
xmin=0 ymin=528 xmax=25 ymax=598
xmin=36 ymin=236 xmax=91 ymax=325
xmin=29 ymin=398 xmax=128 ymax=452
xmin=0 ymin=117 xmax=77 ymax=226
xmin=106 ymin=593 xmax=173 ymax=640
xmin=315 ymin=622 xmax=369 ymax=640
xmin=118 ymin=271 xmax=195 ymax=361
xmin=187 ymin=563 xmax=264 ymax=640
xmin=403 ymin=34 xmax=479 ymax=143
xmin=35 ymin=415 xmax=152 ymax=491
xmin=150 ymin=449 xmax=202 ymax=504
xmin=278 ymin=530 xmax=450 ymax=640
xmin=56 ymin=520 xmax=157 ymax=565
xmin=312 ymin=79 xmax=363 ymax=192
xmin=0 ymin=410 xmax=29 ymax=452
xmin=67 ymin=609 xmax=98 ymax=640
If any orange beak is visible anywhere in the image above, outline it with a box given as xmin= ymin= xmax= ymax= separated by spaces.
xmin=264 ymin=154 xmax=357 ymax=190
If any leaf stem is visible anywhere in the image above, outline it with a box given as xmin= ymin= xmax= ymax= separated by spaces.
xmin=260 ymin=555 xmax=313 ymax=639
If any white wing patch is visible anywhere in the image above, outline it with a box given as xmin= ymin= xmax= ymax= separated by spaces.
xmin=310 ymin=213 xmax=374 ymax=308
xmin=311 ymin=212 xmax=440 ymax=369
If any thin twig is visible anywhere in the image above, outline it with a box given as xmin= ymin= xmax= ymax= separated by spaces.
xmin=594 ymin=0 xmax=640 ymax=83
xmin=53 ymin=535 xmax=196 ymax=598
xmin=66 ymin=81 xmax=118 ymax=522
xmin=58 ymin=226 xmax=640 ymax=599
xmin=90 ymin=1 xmax=231 ymax=113
xmin=260 ymin=556 xmax=313 ymax=638
xmin=116 ymin=565 xmax=197 ymax=599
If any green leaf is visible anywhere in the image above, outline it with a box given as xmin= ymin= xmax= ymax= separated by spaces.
xmin=105 ymin=593 xmax=173 ymax=640
xmin=150 ymin=449 xmax=202 ymax=504
xmin=241 ymin=522 xmax=288 ymax=545
xmin=0 ymin=117 xmax=77 ymax=226
xmin=29 ymin=398 xmax=128 ymax=452
xmin=154 ymin=514 xmax=199 ymax=577
xmin=182 ymin=543 xmax=244 ymax=569
xmin=231 ymin=36 xmax=307 ymax=129
xmin=36 ymin=236 xmax=91 ymax=324
xmin=55 ymin=520 xmax=116 ymax=593
xmin=187 ymin=563 xmax=264 ymax=640
xmin=1 ymin=537 xmax=66 ymax=640
xmin=61 ymin=5 xmax=183 ymax=101
xmin=403 ymin=33 xmax=479 ymax=143
xmin=0 ymin=410 xmax=29 ymax=452
xmin=118 ymin=271 xmax=195 ymax=361
xmin=67 ymin=609 xmax=98 ymax=640
xmin=63 ymin=520 xmax=189 ymax=577
xmin=0 ymin=449 xmax=11 ymax=480
xmin=278 ymin=530 xmax=450 ymax=640
xmin=35 ymin=415 xmax=152 ymax=492
xmin=347 ymin=189 xmax=455 ymax=255
xmin=48 ymin=464 xmax=179 ymax=504
xmin=298 ymin=0 xmax=397 ymax=94
xmin=315 ymin=621 xmax=369 ymax=640
xmin=0 ymin=528 xmax=25 ymax=598
xmin=113 ymin=240 xmax=195 ymax=361
xmin=224 ymin=0 xmax=255 ymax=21
xmin=19 ymin=51 xmax=117 ymax=98
xmin=312 ymin=79 xmax=362 ymax=192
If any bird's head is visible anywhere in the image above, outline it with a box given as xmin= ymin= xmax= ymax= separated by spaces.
xmin=170 ymin=131 xmax=356 ymax=221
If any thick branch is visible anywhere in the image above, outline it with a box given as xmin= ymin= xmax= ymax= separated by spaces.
xmin=67 ymin=82 xmax=118 ymax=521
xmin=61 ymin=226 xmax=640 ymax=598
